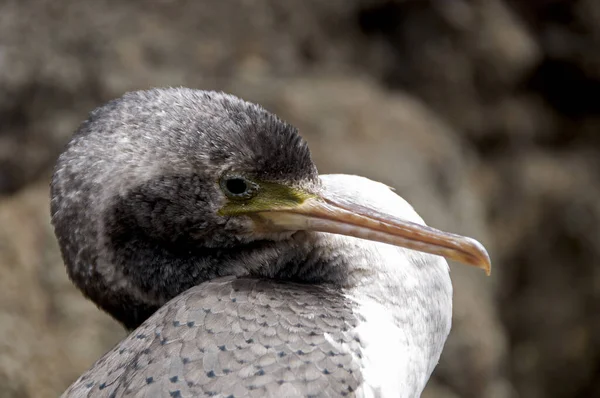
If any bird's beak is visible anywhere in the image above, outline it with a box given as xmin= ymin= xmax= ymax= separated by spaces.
xmin=254 ymin=194 xmax=491 ymax=275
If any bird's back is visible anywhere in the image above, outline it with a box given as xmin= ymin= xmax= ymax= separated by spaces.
xmin=64 ymin=277 xmax=365 ymax=398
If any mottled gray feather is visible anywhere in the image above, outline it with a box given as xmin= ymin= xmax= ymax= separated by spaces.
xmin=63 ymin=277 xmax=364 ymax=398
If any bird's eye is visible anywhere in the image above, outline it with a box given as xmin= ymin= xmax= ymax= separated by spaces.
xmin=226 ymin=178 xmax=248 ymax=195
xmin=220 ymin=175 xmax=258 ymax=199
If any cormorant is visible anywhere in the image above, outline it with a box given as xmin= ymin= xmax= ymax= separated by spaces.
xmin=51 ymin=88 xmax=490 ymax=397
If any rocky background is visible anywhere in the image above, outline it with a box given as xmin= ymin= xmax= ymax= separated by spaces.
xmin=0 ymin=0 xmax=598 ymax=397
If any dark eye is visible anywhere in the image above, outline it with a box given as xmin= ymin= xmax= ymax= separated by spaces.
xmin=220 ymin=175 xmax=258 ymax=199
xmin=226 ymin=178 xmax=248 ymax=195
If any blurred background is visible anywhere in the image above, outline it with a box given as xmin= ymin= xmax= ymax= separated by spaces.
xmin=0 ymin=0 xmax=598 ymax=397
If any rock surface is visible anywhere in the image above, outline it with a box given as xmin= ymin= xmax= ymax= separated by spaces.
xmin=0 ymin=0 xmax=598 ymax=397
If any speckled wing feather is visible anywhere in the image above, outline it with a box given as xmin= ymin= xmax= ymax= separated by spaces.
xmin=63 ymin=277 xmax=364 ymax=398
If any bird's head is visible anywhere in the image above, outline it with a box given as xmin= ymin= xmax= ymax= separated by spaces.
xmin=51 ymin=88 xmax=490 ymax=329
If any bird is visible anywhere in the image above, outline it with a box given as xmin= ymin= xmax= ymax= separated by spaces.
xmin=50 ymin=88 xmax=491 ymax=398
